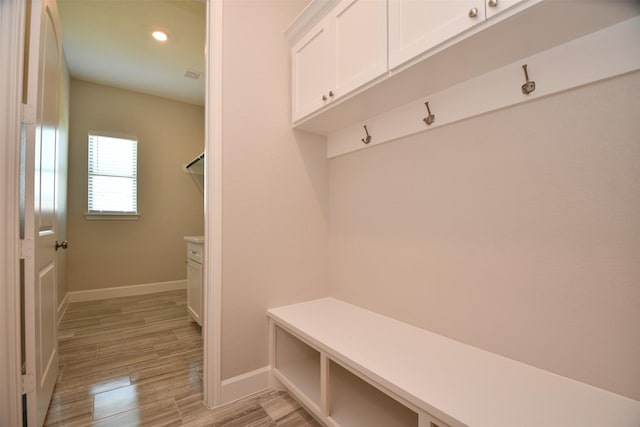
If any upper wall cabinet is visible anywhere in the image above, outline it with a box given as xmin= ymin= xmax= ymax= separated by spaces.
xmin=388 ymin=0 xmax=486 ymax=69
xmin=485 ymin=0 xmax=523 ymax=19
xmin=292 ymin=16 xmax=333 ymax=121
xmin=291 ymin=0 xmax=387 ymax=122
xmin=287 ymin=0 xmax=639 ymax=137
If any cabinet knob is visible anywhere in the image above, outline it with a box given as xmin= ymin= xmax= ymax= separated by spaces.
xmin=55 ymin=240 xmax=68 ymax=251
xmin=488 ymin=0 xmax=498 ymax=7
xmin=329 ymin=91 xmax=334 ymax=97
xmin=322 ymin=94 xmax=327 ymax=101
xmin=468 ymin=7 xmax=478 ymax=17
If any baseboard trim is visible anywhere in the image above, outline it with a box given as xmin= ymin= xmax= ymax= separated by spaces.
xmin=57 ymin=293 xmax=69 ymax=326
xmin=219 ymin=366 xmax=271 ymax=406
xmin=67 ymin=280 xmax=187 ymax=303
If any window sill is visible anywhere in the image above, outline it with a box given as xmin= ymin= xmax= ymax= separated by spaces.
xmin=84 ymin=212 xmax=140 ymax=221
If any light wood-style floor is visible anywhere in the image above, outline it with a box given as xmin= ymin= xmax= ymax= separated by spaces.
xmin=45 ymin=289 xmax=320 ymax=427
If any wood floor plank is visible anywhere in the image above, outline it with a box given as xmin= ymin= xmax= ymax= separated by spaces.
xmin=43 ymin=394 xmax=93 ymax=426
xmin=93 ymin=384 xmax=141 ymax=419
xmin=62 ymin=349 xmax=159 ymax=381
xmin=92 ymin=398 xmax=183 ymax=427
xmin=215 ymin=406 xmax=275 ymax=427
xmin=46 ymin=290 xmax=316 ymax=426
xmin=274 ymin=409 xmax=320 ymax=427
xmin=261 ymin=393 xmax=302 ymax=422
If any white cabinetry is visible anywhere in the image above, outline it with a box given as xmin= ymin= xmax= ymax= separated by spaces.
xmin=185 ymin=237 xmax=203 ymax=326
xmin=388 ymin=0 xmax=485 ymax=69
xmin=288 ymin=0 xmax=637 ymax=140
xmin=292 ymin=17 xmax=332 ymax=121
xmin=291 ymin=0 xmax=387 ymax=122
xmin=485 ymin=0 xmax=524 ymax=19
xmin=332 ymin=0 xmax=387 ymax=103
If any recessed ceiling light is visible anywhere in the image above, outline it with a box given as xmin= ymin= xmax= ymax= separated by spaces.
xmin=152 ymin=30 xmax=168 ymax=42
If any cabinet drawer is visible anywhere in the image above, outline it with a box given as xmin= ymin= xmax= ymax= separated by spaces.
xmin=187 ymin=242 xmax=203 ymax=263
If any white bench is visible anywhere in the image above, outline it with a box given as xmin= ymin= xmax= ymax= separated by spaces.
xmin=268 ymin=297 xmax=640 ymax=427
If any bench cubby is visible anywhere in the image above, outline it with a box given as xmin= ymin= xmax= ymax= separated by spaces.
xmin=274 ymin=325 xmax=322 ymax=409
xmin=328 ymin=360 xmax=421 ymax=427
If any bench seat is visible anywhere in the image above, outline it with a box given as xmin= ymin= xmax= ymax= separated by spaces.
xmin=268 ymin=297 xmax=640 ymax=427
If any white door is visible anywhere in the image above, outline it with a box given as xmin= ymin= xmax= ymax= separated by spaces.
xmin=332 ymin=0 xmax=387 ymax=99
xmin=291 ymin=15 xmax=333 ymax=122
xmin=389 ymin=0 xmax=485 ymax=69
xmin=23 ymin=0 xmax=63 ymax=425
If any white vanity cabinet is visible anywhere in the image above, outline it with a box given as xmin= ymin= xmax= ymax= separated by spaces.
xmin=291 ymin=0 xmax=387 ymax=122
xmin=184 ymin=237 xmax=203 ymax=326
xmin=388 ymin=0 xmax=485 ymax=69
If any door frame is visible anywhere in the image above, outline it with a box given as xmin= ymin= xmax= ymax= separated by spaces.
xmin=1 ymin=0 xmax=225 ymax=422
xmin=203 ymin=0 xmax=223 ymax=409
xmin=0 ymin=0 xmax=27 ymax=425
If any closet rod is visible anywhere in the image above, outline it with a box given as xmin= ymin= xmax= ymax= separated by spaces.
xmin=185 ymin=152 xmax=205 ymax=169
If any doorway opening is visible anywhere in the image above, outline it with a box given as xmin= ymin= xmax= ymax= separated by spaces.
xmin=34 ymin=0 xmax=209 ymax=424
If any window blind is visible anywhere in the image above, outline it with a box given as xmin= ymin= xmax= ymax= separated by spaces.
xmin=88 ymin=134 xmax=137 ymax=213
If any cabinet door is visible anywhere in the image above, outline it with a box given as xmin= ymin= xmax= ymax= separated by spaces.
xmin=389 ymin=0 xmax=485 ymax=69
xmin=486 ymin=0 xmax=524 ymax=19
xmin=187 ymin=259 xmax=202 ymax=325
xmin=332 ymin=0 xmax=387 ymax=99
xmin=292 ymin=16 xmax=333 ymax=122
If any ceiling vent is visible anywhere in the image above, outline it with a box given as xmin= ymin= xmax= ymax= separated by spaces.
xmin=184 ymin=69 xmax=201 ymax=80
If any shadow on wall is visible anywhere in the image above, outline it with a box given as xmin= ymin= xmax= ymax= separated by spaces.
xmin=294 ymin=129 xmax=329 ymax=224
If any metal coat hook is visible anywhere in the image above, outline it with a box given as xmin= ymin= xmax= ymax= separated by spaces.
xmin=361 ymin=125 xmax=372 ymax=144
xmin=521 ymin=64 xmax=536 ymax=95
xmin=423 ymin=102 xmax=435 ymax=126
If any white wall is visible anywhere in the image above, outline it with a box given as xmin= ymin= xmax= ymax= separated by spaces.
xmin=67 ymin=80 xmax=204 ymax=291
xmin=220 ymin=0 xmax=329 ymax=380
xmin=329 ymin=71 xmax=640 ymax=400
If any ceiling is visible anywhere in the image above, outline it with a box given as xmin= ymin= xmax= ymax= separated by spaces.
xmin=57 ymin=0 xmax=206 ymax=106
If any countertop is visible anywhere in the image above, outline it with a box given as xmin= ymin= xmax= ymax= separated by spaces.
xmin=184 ymin=235 xmax=204 ymax=244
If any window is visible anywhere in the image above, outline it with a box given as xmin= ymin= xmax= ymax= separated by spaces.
xmin=87 ymin=134 xmax=138 ymax=215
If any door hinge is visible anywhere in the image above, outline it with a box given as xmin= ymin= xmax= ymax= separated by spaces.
xmin=20 ymin=239 xmax=33 ymax=260
xmin=21 ymin=103 xmax=35 ymax=125
xmin=21 ymin=373 xmax=35 ymax=395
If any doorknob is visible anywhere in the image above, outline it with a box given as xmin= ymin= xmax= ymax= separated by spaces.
xmin=55 ymin=240 xmax=68 ymax=250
